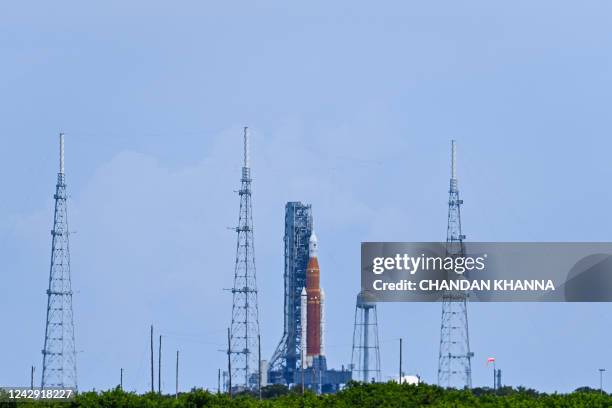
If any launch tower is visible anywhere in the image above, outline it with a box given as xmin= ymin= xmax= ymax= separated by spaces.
xmin=268 ymin=202 xmax=313 ymax=384
xmin=268 ymin=207 xmax=350 ymax=392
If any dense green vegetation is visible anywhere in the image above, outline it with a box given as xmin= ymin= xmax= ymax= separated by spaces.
xmin=3 ymin=382 xmax=612 ymax=407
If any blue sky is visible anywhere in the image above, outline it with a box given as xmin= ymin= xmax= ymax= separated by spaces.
xmin=2 ymin=0 xmax=612 ymax=394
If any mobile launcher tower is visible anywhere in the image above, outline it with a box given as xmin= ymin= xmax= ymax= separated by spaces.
xmin=268 ymin=203 xmax=351 ymax=393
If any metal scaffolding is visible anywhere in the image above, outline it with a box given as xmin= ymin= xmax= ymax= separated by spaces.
xmin=268 ymin=202 xmax=312 ymax=385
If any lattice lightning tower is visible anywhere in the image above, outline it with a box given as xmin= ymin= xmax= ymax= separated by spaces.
xmin=437 ymin=140 xmax=473 ymax=389
xmin=41 ymin=133 xmax=78 ymax=390
xmin=228 ymin=127 xmax=261 ymax=390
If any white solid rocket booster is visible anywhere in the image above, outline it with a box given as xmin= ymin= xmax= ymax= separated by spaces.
xmin=300 ymin=287 xmax=308 ymax=367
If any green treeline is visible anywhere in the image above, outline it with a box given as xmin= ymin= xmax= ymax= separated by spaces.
xmin=4 ymin=382 xmax=612 ymax=408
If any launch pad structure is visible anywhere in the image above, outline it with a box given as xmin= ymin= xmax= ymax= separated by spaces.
xmin=268 ymin=202 xmax=312 ymax=385
xmin=267 ymin=202 xmax=351 ymax=393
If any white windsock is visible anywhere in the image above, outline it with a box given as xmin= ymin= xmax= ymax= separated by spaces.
xmin=320 ymin=289 xmax=326 ymax=356
xmin=300 ymin=287 xmax=308 ymax=367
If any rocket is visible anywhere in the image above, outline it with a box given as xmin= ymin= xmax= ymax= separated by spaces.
xmin=302 ymin=231 xmax=325 ymax=367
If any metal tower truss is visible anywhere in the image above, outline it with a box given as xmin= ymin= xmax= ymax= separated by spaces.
xmin=437 ymin=140 xmax=473 ymax=389
xmin=41 ymin=133 xmax=78 ymax=390
xmin=351 ymin=291 xmax=381 ymax=383
xmin=229 ymin=127 xmax=261 ymax=390
xmin=269 ymin=202 xmax=312 ymax=384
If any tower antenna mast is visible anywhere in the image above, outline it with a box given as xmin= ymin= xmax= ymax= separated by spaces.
xmin=437 ymin=140 xmax=473 ymax=389
xmin=41 ymin=133 xmax=78 ymax=390
xmin=228 ymin=127 xmax=261 ymax=390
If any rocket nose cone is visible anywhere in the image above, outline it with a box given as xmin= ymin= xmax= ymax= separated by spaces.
xmin=309 ymin=232 xmax=318 ymax=244
xmin=309 ymin=231 xmax=318 ymax=257
xmin=301 ymin=287 xmax=306 ymax=295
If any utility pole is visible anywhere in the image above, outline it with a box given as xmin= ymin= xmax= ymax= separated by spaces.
xmin=120 ymin=368 xmax=123 ymax=390
xmin=30 ymin=366 xmax=35 ymax=390
xmin=150 ymin=325 xmax=154 ymax=393
xmin=218 ymin=369 xmax=221 ymax=394
xmin=175 ymin=350 xmax=179 ymax=399
xmin=258 ymin=334 xmax=262 ymax=400
xmin=158 ymin=335 xmax=162 ymax=394
xmin=399 ymin=338 xmax=403 ymax=384
xmin=227 ymin=328 xmax=232 ymax=398
xmin=600 ymin=368 xmax=606 ymax=394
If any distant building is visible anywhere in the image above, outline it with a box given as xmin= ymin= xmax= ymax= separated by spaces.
xmin=395 ymin=375 xmax=421 ymax=385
